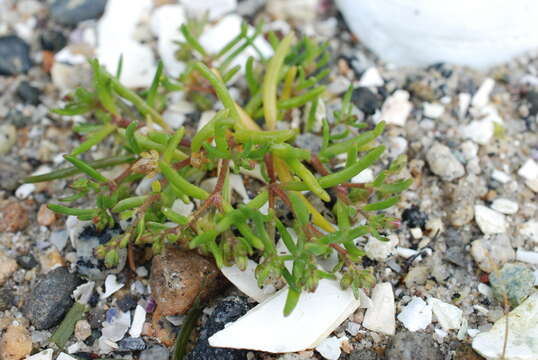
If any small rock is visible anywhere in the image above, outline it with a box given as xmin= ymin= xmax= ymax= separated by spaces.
xmin=37 ymin=204 xmax=56 ymax=226
xmin=50 ymin=230 xmax=68 ymax=251
xmin=119 ymin=336 xmax=146 ymax=351
xmin=378 ymin=90 xmax=413 ymax=126
xmin=75 ymin=320 xmax=91 ymax=341
xmin=50 ymin=0 xmax=107 ymax=26
xmin=39 ymin=29 xmax=67 ymax=52
xmin=15 ymin=81 xmax=41 ymax=105
xmin=401 ymin=205 xmax=428 ymax=229
xmin=102 ymin=309 xmax=130 ymax=342
xmin=0 ymin=252 xmax=18 ymax=286
xmin=129 ymin=305 xmax=146 ymax=338
xmin=423 ymin=102 xmax=444 ymax=119
xmin=24 ymin=266 xmax=81 ymax=330
xmin=140 ymin=345 xmax=169 ymax=360
xmin=491 ymin=169 xmax=511 ymax=184
xmin=26 ymin=349 xmax=53 ymax=360
xmin=520 ymin=221 xmax=538 ymax=243
xmin=358 ymin=67 xmax=384 ymax=87
xmin=0 ymin=124 xmax=17 ymax=155
xmin=348 ymin=349 xmax=380 ymax=360
xmin=187 ymin=296 xmax=249 ymax=360
xmin=0 ymin=160 xmax=27 ymax=191
xmin=518 ymin=159 xmax=538 ymax=181
xmin=16 ymin=253 xmax=38 ymax=270
xmin=364 ymin=234 xmax=398 ymax=261
xmin=397 ymin=297 xmax=432 ymax=332
xmin=351 ymin=169 xmax=374 ymax=184
xmin=39 ymin=247 xmax=65 ymax=273
xmin=0 ymin=36 xmax=32 ymax=75
xmin=266 ymin=0 xmax=318 ymax=24
xmin=15 ymin=183 xmax=35 ymax=199
xmin=491 ymin=198 xmax=518 ymax=215
xmin=428 ymin=297 xmax=462 ymax=331
xmin=362 ymin=283 xmax=395 ymax=335
xmin=117 ymin=294 xmax=137 ymax=312
xmin=471 ymin=235 xmax=515 ymax=273
xmin=489 ymin=263 xmax=534 ymax=307
xmin=454 ymin=343 xmax=483 ymax=360
xmin=295 ymin=133 xmax=323 ymax=154
xmin=426 ymin=143 xmax=465 ymax=181
xmin=0 ymin=287 xmax=15 ymax=311
xmin=102 ymin=274 xmax=124 ymax=298
xmin=463 ymin=119 xmax=494 ymax=145
xmin=474 ymin=205 xmax=507 ymax=234
xmin=315 ymin=336 xmax=345 ymax=360
xmin=404 ymin=265 xmax=429 ymax=288
xmin=0 ymin=324 xmax=32 ymax=360
xmin=150 ymin=247 xmax=222 ymax=316
xmin=352 ymin=87 xmax=380 ymax=115
xmin=385 ymin=331 xmax=443 ymax=360
xmin=472 ymin=292 xmax=538 ymax=360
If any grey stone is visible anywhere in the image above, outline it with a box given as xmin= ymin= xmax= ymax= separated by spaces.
xmin=471 ymin=235 xmax=515 ymax=273
xmin=15 ymin=81 xmax=41 ymax=105
xmin=24 ymin=267 xmax=80 ymax=330
xmin=50 ymin=0 xmax=108 ymax=26
xmin=0 ymin=287 xmax=14 ymax=311
xmin=352 ymin=87 xmax=380 ymax=115
xmin=348 ymin=349 xmax=380 ymax=360
xmin=0 ymin=159 xmax=27 ymax=191
xmin=119 ymin=336 xmax=146 ymax=351
xmin=489 ymin=263 xmax=534 ymax=307
xmin=426 ymin=142 xmax=465 ymax=181
xmin=295 ymin=133 xmax=323 ymax=154
xmin=0 ymin=36 xmax=32 ymax=75
xmin=385 ymin=331 xmax=443 ymax=360
xmin=140 ymin=345 xmax=169 ymax=360
xmin=187 ymin=296 xmax=250 ymax=360
xmin=16 ymin=253 xmax=38 ymax=270
xmin=39 ymin=29 xmax=67 ymax=53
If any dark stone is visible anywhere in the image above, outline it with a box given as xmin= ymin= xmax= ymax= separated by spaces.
xmin=385 ymin=331 xmax=443 ymax=360
xmin=352 ymin=87 xmax=380 ymax=115
xmin=50 ymin=0 xmax=108 ymax=26
xmin=71 ymin=353 xmax=93 ymax=360
xmin=83 ymin=329 xmax=101 ymax=346
xmin=0 ymin=288 xmax=15 ymax=311
xmin=75 ymin=224 xmax=123 ymax=279
xmin=526 ymin=90 xmax=538 ymax=116
xmin=16 ymin=253 xmax=38 ymax=270
xmin=401 ymin=205 xmax=428 ymax=229
xmin=15 ymin=81 xmax=41 ymax=105
xmin=88 ymin=308 xmax=106 ymax=329
xmin=140 ymin=345 xmax=169 ymax=360
xmin=24 ymin=267 xmax=81 ymax=330
xmin=348 ymin=349 xmax=381 ymax=360
xmin=187 ymin=296 xmax=250 ymax=360
xmin=117 ymin=294 xmax=138 ymax=312
xmin=39 ymin=29 xmax=67 ymax=52
xmin=0 ymin=35 xmax=32 ymax=75
xmin=119 ymin=337 xmax=146 ymax=351
xmin=7 ymin=109 xmax=32 ymax=129
xmin=445 ymin=246 xmax=467 ymax=267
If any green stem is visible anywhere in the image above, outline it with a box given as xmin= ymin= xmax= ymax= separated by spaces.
xmin=50 ymin=302 xmax=87 ymax=349
xmin=71 ymin=123 xmax=117 ymax=156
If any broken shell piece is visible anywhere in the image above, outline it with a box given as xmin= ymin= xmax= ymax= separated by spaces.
xmin=73 ymin=281 xmax=95 ymax=305
xmin=428 ymin=297 xmax=462 ymax=331
xmin=102 ymin=275 xmax=124 ymax=299
xmin=102 ymin=310 xmax=131 ymax=342
xmin=220 ymin=260 xmax=276 ymax=303
xmin=397 ymin=297 xmax=432 ymax=332
xmin=27 ymin=349 xmax=53 ymax=360
xmin=129 ymin=305 xmax=146 ymax=338
xmin=208 ymin=279 xmax=360 ymax=353
xmin=315 ymin=336 xmax=348 ymax=360
xmin=362 ymin=283 xmax=395 ymax=335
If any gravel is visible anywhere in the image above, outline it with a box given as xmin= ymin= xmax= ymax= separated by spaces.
xmin=385 ymin=331 xmax=443 ymax=360
xmin=50 ymin=0 xmax=108 ymax=26
xmin=0 ymin=35 xmax=32 ymax=75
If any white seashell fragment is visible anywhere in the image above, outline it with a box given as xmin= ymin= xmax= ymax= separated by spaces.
xmin=362 ymin=283 xmax=395 ymax=335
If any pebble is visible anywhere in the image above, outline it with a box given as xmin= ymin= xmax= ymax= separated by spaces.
xmin=37 ymin=204 xmax=56 ymax=226
xmin=140 ymin=345 xmax=170 ymax=360
xmin=101 ymin=309 xmax=130 ymax=342
xmin=491 ymin=169 xmax=511 ymax=184
xmin=352 ymin=87 xmax=380 ymax=115
xmin=364 ymin=234 xmax=398 ymax=261
xmin=39 ymin=29 xmax=67 ymax=52
xmin=0 ymin=124 xmax=17 ymax=155
xmin=397 ymin=297 xmax=432 ymax=332
xmin=50 ymin=0 xmax=107 ymax=26
xmin=182 ymin=0 xmax=237 ymax=21
xmin=426 ymin=143 xmax=465 ymax=181
xmin=26 ymin=349 xmax=53 ymax=360
xmin=39 ymin=247 xmax=65 ymax=273
xmin=150 ymin=248 xmax=222 ymax=316
xmin=472 ymin=292 xmax=538 ymax=360
xmin=150 ymin=5 xmax=186 ymax=77
xmin=520 ymin=221 xmax=538 ymax=243
xmin=463 ymin=119 xmax=494 ymax=145
xmin=516 ymin=248 xmax=538 ymax=265
xmin=0 ymin=252 xmax=18 ymax=286
xmin=15 ymin=253 xmax=37 ymax=270
xmin=378 ymin=90 xmax=413 ymax=126
xmin=474 ymin=205 xmax=508 ymax=234
xmin=362 ymin=283 xmax=395 ymax=335
xmin=471 ymin=235 xmax=515 ymax=273
xmin=358 ymin=67 xmax=384 ymax=87
xmin=401 ymin=205 xmax=428 ymax=229
xmin=119 ymin=336 xmax=146 ymax=351
xmin=0 ymin=288 xmax=15 ymax=311
xmin=0 ymin=35 xmax=32 ymax=75
xmin=266 ymin=0 xmax=318 ymax=24
xmin=128 ymin=305 xmax=146 ymax=338
xmin=15 ymin=183 xmax=35 ymax=199
xmin=295 ymin=133 xmax=323 ymax=154
xmin=491 ymin=198 xmax=519 ymax=214
xmin=15 ymin=81 xmax=41 ymax=105
xmin=428 ymin=297 xmax=463 ymax=332
xmin=187 ymin=296 xmax=249 ymax=360
xmin=0 ymin=324 xmax=32 ymax=360
xmin=385 ymin=331 xmax=443 ymax=360
xmin=74 ymin=320 xmax=91 ymax=341
xmin=423 ymin=102 xmax=444 ymax=119
xmin=489 ymin=263 xmax=534 ymax=307
xmin=518 ymin=159 xmax=538 ymax=183
xmin=24 ymin=266 xmax=81 ymax=329
xmin=117 ymin=294 xmax=138 ymax=312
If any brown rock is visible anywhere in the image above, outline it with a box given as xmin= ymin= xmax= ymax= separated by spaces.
xmin=0 ymin=202 xmax=28 ymax=233
xmin=455 ymin=343 xmax=485 ymax=360
xmin=0 ymin=324 xmax=32 ymax=360
xmin=150 ymin=247 xmax=222 ymax=316
xmin=37 ymin=204 xmax=56 ymax=226
xmin=0 ymin=252 xmax=17 ymax=286
xmin=39 ymin=248 xmax=65 ymax=273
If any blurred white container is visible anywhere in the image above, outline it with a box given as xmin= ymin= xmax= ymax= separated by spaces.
xmin=336 ymin=0 xmax=538 ymax=69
